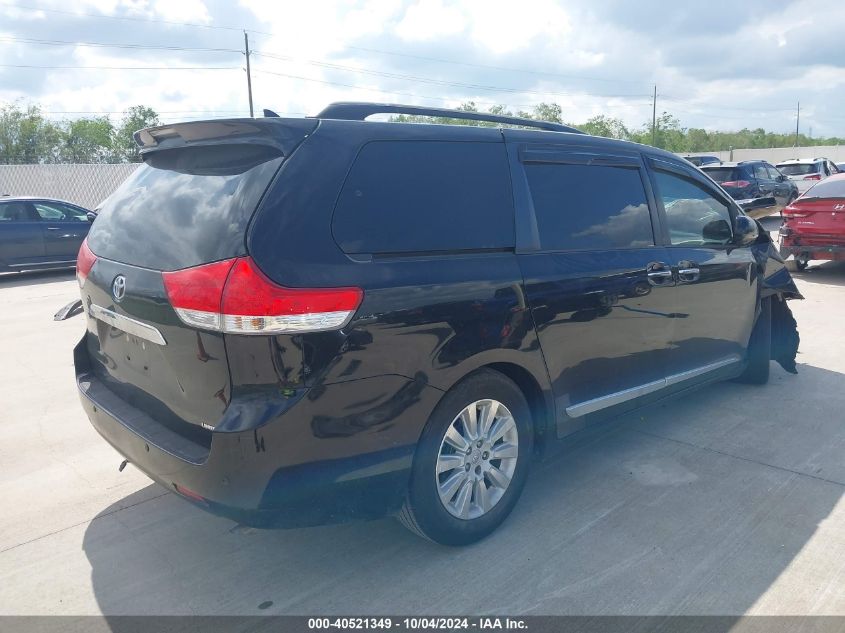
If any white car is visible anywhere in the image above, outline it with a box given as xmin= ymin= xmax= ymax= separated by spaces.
xmin=776 ymin=158 xmax=840 ymax=193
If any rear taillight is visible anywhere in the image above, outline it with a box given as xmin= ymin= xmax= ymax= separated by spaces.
xmin=804 ymin=174 xmax=821 ymax=181
xmin=782 ymin=205 xmax=809 ymax=218
xmin=76 ymin=239 xmax=97 ymax=288
xmin=162 ymin=257 xmax=364 ymax=335
xmin=721 ymin=180 xmax=751 ymax=188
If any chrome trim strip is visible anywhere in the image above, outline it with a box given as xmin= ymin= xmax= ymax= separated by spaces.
xmin=8 ymin=260 xmax=76 ymax=267
xmin=565 ymin=355 xmax=742 ymax=418
xmin=566 ymin=378 xmax=666 ymax=418
xmin=88 ymin=304 xmax=167 ymax=346
xmin=663 ymin=354 xmax=741 ymax=387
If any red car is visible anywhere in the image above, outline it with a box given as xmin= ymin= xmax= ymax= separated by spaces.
xmin=780 ymin=173 xmax=845 ymax=270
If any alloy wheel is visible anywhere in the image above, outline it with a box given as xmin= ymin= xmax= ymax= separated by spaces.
xmin=435 ymin=399 xmax=519 ymax=520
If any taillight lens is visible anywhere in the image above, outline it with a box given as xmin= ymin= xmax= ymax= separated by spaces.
xmin=162 ymin=257 xmax=363 ymax=335
xmin=804 ymin=174 xmax=821 ymax=181
xmin=782 ymin=205 xmax=808 ymax=218
xmin=76 ymin=239 xmax=97 ymax=288
xmin=721 ymin=180 xmax=751 ymax=188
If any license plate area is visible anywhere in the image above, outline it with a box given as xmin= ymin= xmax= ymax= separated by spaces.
xmin=89 ymin=304 xmax=167 ymax=346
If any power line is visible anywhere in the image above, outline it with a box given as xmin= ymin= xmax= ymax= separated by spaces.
xmin=252 ymin=69 xmax=650 ymax=111
xmin=254 ymin=41 xmax=649 ymax=86
xmin=252 ymin=51 xmax=652 ymax=100
xmin=0 ymin=35 xmax=241 ymax=53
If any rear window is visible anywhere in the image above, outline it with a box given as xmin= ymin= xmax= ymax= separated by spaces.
xmin=87 ymin=144 xmax=283 ymax=271
xmin=801 ymin=177 xmax=845 ymax=199
xmin=332 ymin=141 xmax=514 ymax=254
xmin=778 ymin=163 xmax=819 ymax=176
xmin=525 ymin=163 xmax=653 ymax=251
xmin=702 ymin=167 xmax=744 ymax=183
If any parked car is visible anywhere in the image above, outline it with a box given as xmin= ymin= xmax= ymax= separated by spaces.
xmin=776 ymin=158 xmax=840 ymax=194
xmin=680 ymin=154 xmax=720 ymax=167
xmin=0 ymin=196 xmax=93 ymax=273
xmin=780 ymin=173 xmax=845 ymax=270
xmin=700 ymin=160 xmax=798 ymax=219
xmin=61 ymin=103 xmax=801 ymax=545
xmin=836 ymin=162 xmax=845 ymax=173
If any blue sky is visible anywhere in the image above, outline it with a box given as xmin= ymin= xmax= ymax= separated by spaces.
xmin=1 ymin=0 xmax=843 ymax=136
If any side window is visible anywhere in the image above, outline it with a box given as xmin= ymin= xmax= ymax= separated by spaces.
xmin=34 ymin=202 xmax=87 ymax=221
xmin=524 ymin=162 xmax=654 ymax=251
xmin=0 ymin=202 xmax=39 ymax=222
xmin=333 ymin=141 xmax=514 ymax=254
xmin=766 ymin=165 xmax=781 ymax=180
xmin=753 ymin=164 xmax=769 ymax=180
xmin=653 ymin=170 xmax=733 ymax=247
xmin=830 ymin=162 xmax=840 ymax=174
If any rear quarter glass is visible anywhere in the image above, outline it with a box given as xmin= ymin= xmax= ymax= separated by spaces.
xmin=332 ymin=140 xmax=514 ymax=254
xmin=87 ymin=144 xmax=283 ymax=271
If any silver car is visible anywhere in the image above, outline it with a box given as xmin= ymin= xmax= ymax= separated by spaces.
xmin=776 ymin=158 xmax=841 ymax=193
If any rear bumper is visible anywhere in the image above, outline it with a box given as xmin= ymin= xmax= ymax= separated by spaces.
xmin=75 ymin=339 xmax=440 ymax=528
xmin=779 ymin=238 xmax=845 ymax=261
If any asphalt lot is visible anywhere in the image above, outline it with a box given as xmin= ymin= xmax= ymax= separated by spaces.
xmin=2 ymin=229 xmax=845 ymax=616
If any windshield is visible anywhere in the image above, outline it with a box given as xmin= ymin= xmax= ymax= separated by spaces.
xmin=778 ymin=163 xmax=819 ymax=176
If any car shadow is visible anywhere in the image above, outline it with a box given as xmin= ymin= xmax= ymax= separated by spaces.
xmin=82 ymin=363 xmax=845 ymax=616
xmin=791 ymin=260 xmax=845 ymax=288
xmin=0 ymin=268 xmax=75 ymax=289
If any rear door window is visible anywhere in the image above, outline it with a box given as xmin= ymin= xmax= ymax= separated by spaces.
xmin=524 ymin=162 xmax=654 ymax=251
xmin=0 ymin=202 xmax=39 ymax=222
xmin=332 ymin=141 xmax=514 ymax=254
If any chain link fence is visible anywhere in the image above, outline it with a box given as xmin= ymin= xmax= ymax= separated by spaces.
xmin=0 ymin=163 xmax=141 ymax=210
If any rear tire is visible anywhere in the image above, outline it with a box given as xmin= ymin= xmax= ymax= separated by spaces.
xmin=795 ymin=253 xmax=809 ymax=271
xmin=398 ymin=369 xmax=533 ymax=546
xmin=736 ymin=297 xmax=771 ymax=385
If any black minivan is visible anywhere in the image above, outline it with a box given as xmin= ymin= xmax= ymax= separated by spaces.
xmin=70 ymin=103 xmax=801 ymax=545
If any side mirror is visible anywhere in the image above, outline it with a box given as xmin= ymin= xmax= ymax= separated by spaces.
xmin=734 ymin=215 xmax=759 ymax=246
xmin=777 ymin=174 xmax=786 ymax=182
xmin=86 ymin=211 xmax=97 ymax=222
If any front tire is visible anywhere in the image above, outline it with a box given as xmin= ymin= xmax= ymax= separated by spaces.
xmin=736 ymin=297 xmax=771 ymax=385
xmin=398 ymin=369 xmax=533 ymax=546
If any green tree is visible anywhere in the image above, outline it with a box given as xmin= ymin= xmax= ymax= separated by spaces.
xmin=61 ymin=117 xmax=115 ymax=163
xmin=581 ymin=115 xmax=630 ymax=140
xmin=0 ymin=102 xmax=63 ymax=164
xmin=113 ymin=105 xmax=161 ymax=162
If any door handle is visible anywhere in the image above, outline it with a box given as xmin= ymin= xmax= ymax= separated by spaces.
xmin=677 ymin=260 xmax=700 ymax=283
xmin=646 ymin=262 xmax=674 ymax=287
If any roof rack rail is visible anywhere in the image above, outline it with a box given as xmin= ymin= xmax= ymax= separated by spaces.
xmin=314 ymin=102 xmax=584 ymax=134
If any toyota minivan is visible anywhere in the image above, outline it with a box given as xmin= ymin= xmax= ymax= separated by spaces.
xmin=68 ymin=103 xmax=801 ymax=545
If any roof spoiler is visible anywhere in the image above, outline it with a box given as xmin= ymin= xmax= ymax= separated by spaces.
xmin=134 ymin=118 xmax=318 ymax=155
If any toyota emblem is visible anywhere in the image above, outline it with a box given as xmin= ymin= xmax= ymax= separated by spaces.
xmin=112 ymin=275 xmax=126 ymax=302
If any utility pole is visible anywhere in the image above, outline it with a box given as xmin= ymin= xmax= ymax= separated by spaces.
xmin=651 ymin=84 xmax=657 ymax=146
xmin=794 ymin=100 xmax=800 ymax=147
xmin=244 ymin=31 xmax=254 ymax=117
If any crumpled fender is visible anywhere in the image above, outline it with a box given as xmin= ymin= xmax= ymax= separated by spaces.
xmin=748 ymin=221 xmax=801 ymax=373
xmin=751 ymin=232 xmax=803 ymax=300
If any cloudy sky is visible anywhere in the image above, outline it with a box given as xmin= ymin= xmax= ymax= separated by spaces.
xmin=2 ymin=0 xmax=844 ymax=136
